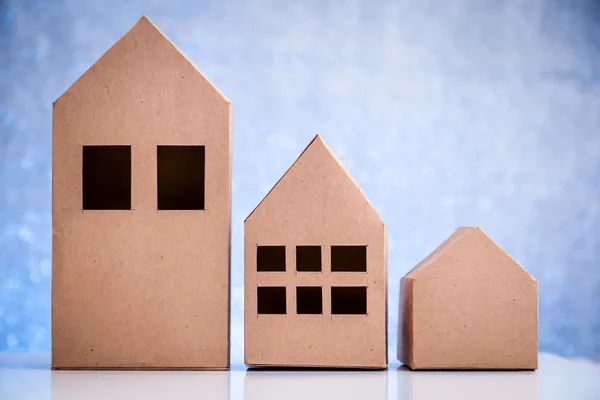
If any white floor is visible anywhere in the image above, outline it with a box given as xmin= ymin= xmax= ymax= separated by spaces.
xmin=1 ymin=352 xmax=599 ymax=399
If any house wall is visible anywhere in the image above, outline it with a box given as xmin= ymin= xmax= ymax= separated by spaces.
xmin=397 ymin=277 xmax=414 ymax=366
xmin=52 ymin=20 xmax=231 ymax=369
xmin=244 ymin=228 xmax=387 ymax=368
xmin=244 ymin=139 xmax=387 ymax=368
xmin=411 ymin=277 xmax=538 ymax=369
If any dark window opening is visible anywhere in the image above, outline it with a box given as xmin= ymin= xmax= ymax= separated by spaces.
xmin=331 ymin=246 xmax=367 ymax=272
xmin=296 ymin=246 xmax=322 ymax=272
xmin=82 ymin=145 xmax=131 ymax=210
xmin=331 ymin=286 xmax=367 ymax=314
xmin=257 ymin=246 xmax=286 ymax=272
xmin=157 ymin=145 xmax=205 ymax=210
xmin=257 ymin=287 xmax=286 ymax=314
xmin=296 ymin=286 xmax=322 ymax=314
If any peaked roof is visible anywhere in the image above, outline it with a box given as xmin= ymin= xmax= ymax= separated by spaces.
xmin=405 ymin=226 xmax=535 ymax=280
xmin=55 ymin=16 xmax=230 ymax=104
xmin=245 ymin=134 xmax=381 ymax=222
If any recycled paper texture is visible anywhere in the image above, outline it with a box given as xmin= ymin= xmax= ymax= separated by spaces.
xmin=245 ymin=136 xmax=387 ymax=368
xmin=398 ymin=227 xmax=538 ymax=370
xmin=52 ymin=16 xmax=231 ymax=369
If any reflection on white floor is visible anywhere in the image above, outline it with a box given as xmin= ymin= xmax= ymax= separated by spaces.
xmin=1 ymin=353 xmax=599 ymax=400
xmin=0 ymin=364 xmax=50 ymax=400
xmin=395 ymin=367 xmax=537 ymax=400
xmin=51 ymin=369 xmax=229 ymax=400
xmin=244 ymin=369 xmax=387 ymax=400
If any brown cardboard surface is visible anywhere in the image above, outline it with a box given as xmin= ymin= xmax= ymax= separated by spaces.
xmin=398 ymin=227 xmax=538 ymax=370
xmin=52 ymin=16 xmax=231 ymax=369
xmin=397 ymin=277 xmax=413 ymax=367
xmin=244 ymin=135 xmax=387 ymax=369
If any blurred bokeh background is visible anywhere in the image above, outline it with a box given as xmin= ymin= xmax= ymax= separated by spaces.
xmin=1 ymin=0 xmax=599 ymax=363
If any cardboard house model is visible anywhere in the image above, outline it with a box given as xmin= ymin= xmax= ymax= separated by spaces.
xmin=244 ymin=135 xmax=387 ymax=369
xmin=398 ymin=227 xmax=538 ymax=370
xmin=52 ymin=16 xmax=231 ymax=369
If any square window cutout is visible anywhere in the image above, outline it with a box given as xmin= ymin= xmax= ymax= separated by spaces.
xmin=257 ymin=287 xmax=286 ymax=314
xmin=157 ymin=146 xmax=205 ymax=210
xmin=296 ymin=246 xmax=321 ymax=272
xmin=331 ymin=286 xmax=367 ymax=315
xmin=296 ymin=286 xmax=322 ymax=314
xmin=331 ymin=246 xmax=367 ymax=272
xmin=82 ymin=145 xmax=131 ymax=210
xmin=257 ymin=246 xmax=286 ymax=272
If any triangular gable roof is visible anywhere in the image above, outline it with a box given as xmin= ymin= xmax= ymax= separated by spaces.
xmin=405 ymin=226 xmax=535 ymax=280
xmin=404 ymin=227 xmax=474 ymax=279
xmin=55 ymin=16 xmax=230 ymax=104
xmin=245 ymin=134 xmax=381 ymax=222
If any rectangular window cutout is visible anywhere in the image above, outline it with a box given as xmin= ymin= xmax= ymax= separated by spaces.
xmin=296 ymin=286 xmax=322 ymax=314
xmin=257 ymin=246 xmax=286 ymax=272
xmin=331 ymin=246 xmax=367 ymax=272
xmin=257 ymin=287 xmax=286 ymax=314
xmin=157 ymin=145 xmax=205 ymax=210
xmin=296 ymin=246 xmax=322 ymax=272
xmin=82 ymin=145 xmax=131 ymax=210
xmin=331 ymin=286 xmax=367 ymax=315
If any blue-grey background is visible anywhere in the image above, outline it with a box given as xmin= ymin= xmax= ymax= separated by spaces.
xmin=1 ymin=0 xmax=599 ymax=363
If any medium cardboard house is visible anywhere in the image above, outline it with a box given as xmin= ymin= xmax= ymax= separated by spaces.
xmin=398 ymin=227 xmax=538 ymax=370
xmin=52 ymin=16 xmax=231 ymax=369
xmin=244 ymin=135 xmax=387 ymax=369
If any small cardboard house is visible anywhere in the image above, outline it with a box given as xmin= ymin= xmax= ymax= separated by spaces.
xmin=244 ymin=135 xmax=387 ymax=369
xmin=52 ymin=17 xmax=231 ymax=369
xmin=398 ymin=227 xmax=538 ymax=370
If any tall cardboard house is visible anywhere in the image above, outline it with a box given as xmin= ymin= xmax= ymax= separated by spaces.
xmin=399 ymin=227 xmax=538 ymax=370
xmin=244 ymin=135 xmax=388 ymax=368
xmin=52 ymin=17 xmax=231 ymax=369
